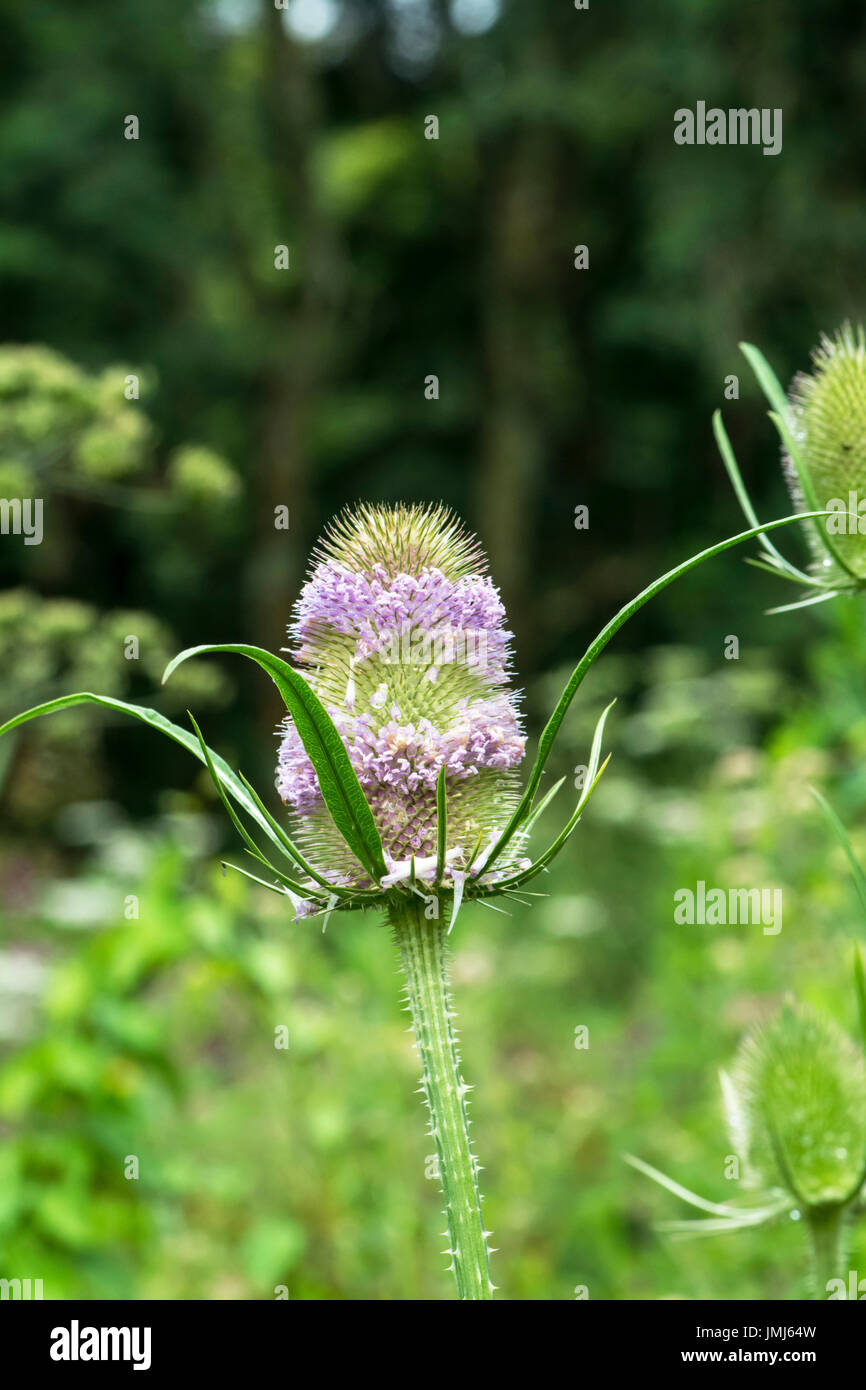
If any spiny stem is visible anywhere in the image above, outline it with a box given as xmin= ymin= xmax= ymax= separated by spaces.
xmin=391 ymin=897 xmax=494 ymax=1300
xmin=805 ymin=1205 xmax=847 ymax=1299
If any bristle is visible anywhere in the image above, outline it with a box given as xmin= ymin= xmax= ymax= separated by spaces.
xmin=311 ymin=502 xmax=486 ymax=581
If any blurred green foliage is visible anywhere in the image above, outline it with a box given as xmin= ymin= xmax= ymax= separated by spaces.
xmin=2 ymin=0 xmax=866 ymax=1299
xmin=3 ymin=621 xmax=866 ymax=1299
xmin=0 ymin=344 xmax=240 ymax=821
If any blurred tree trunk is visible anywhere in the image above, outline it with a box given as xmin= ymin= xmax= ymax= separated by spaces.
xmin=476 ymin=130 xmax=558 ymax=669
xmin=237 ymin=5 xmax=342 ymax=739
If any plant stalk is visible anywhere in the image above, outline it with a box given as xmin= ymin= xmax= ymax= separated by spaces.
xmin=805 ymin=1205 xmax=847 ymax=1299
xmin=392 ymin=897 xmax=493 ymax=1300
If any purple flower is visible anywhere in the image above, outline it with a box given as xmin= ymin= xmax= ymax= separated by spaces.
xmin=276 ymin=504 xmax=526 ymax=882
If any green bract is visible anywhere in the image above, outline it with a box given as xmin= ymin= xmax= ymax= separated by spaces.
xmin=726 ymin=1002 xmax=866 ymax=1208
xmin=716 ymin=324 xmax=866 ymax=612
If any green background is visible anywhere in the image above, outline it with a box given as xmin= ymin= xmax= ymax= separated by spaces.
xmin=1 ymin=0 xmax=865 ymax=1299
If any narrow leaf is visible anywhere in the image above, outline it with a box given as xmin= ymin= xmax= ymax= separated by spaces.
xmin=482 ymin=512 xmax=831 ymax=870
xmin=487 ymin=754 xmax=611 ymax=893
xmin=221 ymin=860 xmax=297 ymax=899
xmin=0 ymin=693 xmax=301 ymax=871
xmin=435 ymin=765 xmax=447 ymax=883
xmin=741 ymin=342 xmax=860 ymax=581
xmin=811 ymin=787 xmax=866 ymax=923
xmin=743 ymin=556 xmax=813 ymax=585
xmin=519 ymin=775 xmax=566 ymax=841
xmin=188 ymin=713 xmax=319 ymax=898
xmin=624 ymin=1155 xmax=739 ymax=1218
xmin=739 ymin=341 xmax=792 ymax=421
xmin=448 ymin=872 xmax=466 ymax=936
xmin=659 ymin=1208 xmax=785 ymax=1238
xmin=767 ymin=411 xmax=859 ymax=581
xmin=234 ymin=771 xmax=368 ymax=898
xmin=712 ymin=409 xmax=802 ymax=575
xmin=163 ymin=644 xmax=386 ymax=880
xmin=765 ymin=589 xmax=841 ymax=616
xmin=481 ymin=700 xmax=613 ymax=891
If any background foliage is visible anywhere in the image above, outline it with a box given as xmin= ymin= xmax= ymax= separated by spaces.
xmin=1 ymin=0 xmax=865 ymax=1299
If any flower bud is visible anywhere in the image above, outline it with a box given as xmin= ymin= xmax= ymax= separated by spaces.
xmin=787 ymin=322 xmax=866 ymax=579
xmin=725 ymin=1002 xmax=866 ymax=1208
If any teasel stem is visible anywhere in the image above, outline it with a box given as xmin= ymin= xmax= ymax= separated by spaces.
xmin=391 ymin=896 xmax=494 ymax=1300
xmin=805 ymin=1204 xmax=847 ymax=1299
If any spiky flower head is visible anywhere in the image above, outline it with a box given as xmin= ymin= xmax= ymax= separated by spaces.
xmin=787 ymin=322 xmax=866 ymax=581
xmin=276 ymin=504 xmax=526 ymax=888
xmin=724 ymin=1002 xmax=866 ymax=1209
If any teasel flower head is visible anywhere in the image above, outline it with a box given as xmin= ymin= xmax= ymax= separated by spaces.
xmin=724 ymin=1001 xmax=866 ymax=1209
xmin=786 ymin=323 xmax=866 ymax=582
xmin=276 ymin=504 xmax=528 ymax=890
xmin=715 ymin=323 xmax=866 ymax=613
xmin=628 ymin=994 xmax=866 ymax=1284
xmin=628 ymin=795 xmax=866 ymax=1295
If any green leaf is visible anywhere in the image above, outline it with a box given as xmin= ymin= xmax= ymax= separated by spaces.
xmin=519 ymin=775 xmax=566 ymax=841
xmin=490 ymin=755 xmax=611 ymax=894
xmin=765 ymin=589 xmax=840 ymax=615
xmin=739 ymin=341 xmax=792 ymax=422
xmin=481 ymin=703 xmax=614 ymax=894
xmin=447 ymin=870 xmax=465 ymax=936
xmin=765 ymin=414 xmax=861 ymax=582
xmin=435 ymin=765 xmax=446 ymax=883
xmin=624 ymin=1154 xmax=740 ymax=1218
xmin=625 ymin=1154 xmax=790 ymax=1235
xmin=221 ymin=859 xmax=297 ymax=899
xmin=187 ymin=713 xmax=319 ymax=899
xmin=0 ymin=692 xmax=304 ymax=874
xmin=235 ymin=771 xmax=375 ymax=900
xmin=741 ymin=343 xmax=861 ymax=583
xmin=163 ymin=643 xmax=386 ymax=881
xmin=743 ymin=555 xmax=806 ymax=582
xmin=712 ymin=409 xmax=811 ymax=582
xmin=482 ymin=512 xmax=831 ymax=872
xmin=810 ymin=787 xmax=866 ymax=925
